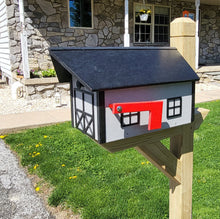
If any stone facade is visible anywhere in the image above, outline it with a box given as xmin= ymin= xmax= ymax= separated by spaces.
xmin=199 ymin=4 xmax=220 ymax=64
xmin=4 ymin=0 xmax=220 ymax=82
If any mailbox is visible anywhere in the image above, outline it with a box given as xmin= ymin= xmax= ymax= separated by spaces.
xmin=49 ymin=47 xmax=199 ymax=144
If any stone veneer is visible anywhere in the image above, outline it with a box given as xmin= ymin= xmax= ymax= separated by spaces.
xmin=6 ymin=0 xmax=220 ymax=80
xmin=21 ymin=77 xmax=70 ymax=99
xmin=199 ymin=4 xmax=220 ymax=64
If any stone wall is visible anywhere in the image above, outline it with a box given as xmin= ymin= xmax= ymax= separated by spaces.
xmin=199 ymin=4 xmax=220 ymax=65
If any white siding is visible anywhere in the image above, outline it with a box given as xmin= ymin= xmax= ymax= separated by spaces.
xmin=0 ymin=0 xmax=12 ymax=77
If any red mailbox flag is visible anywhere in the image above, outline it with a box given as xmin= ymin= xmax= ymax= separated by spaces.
xmin=109 ymin=101 xmax=163 ymax=130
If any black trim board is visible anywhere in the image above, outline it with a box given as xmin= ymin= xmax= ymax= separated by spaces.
xmin=191 ymin=81 xmax=195 ymax=122
xmin=97 ymin=91 xmax=106 ymax=144
xmin=70 ymin=77 xmax=74 ymax=128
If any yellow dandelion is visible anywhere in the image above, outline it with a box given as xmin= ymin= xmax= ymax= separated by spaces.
xmin=62 ymin=164 xmax=65 ymax=167
xmin=0 ymin=135 xmax=7 ymax=139
xmin=146 ymin=161 xmax=150 ymax=165
xmin=141 ymin=162 xmax=145 ymax=165
xmin=44 ymin=135 xmax=48 ymax=138
xmin=29 ymin=153 xmax=32 ymax=156
xmin=33 ymin=152 xmax=36 ymax=154
xmin=77 ymin=168 xmax=80 ymax=172
xmin=34 ymin=164 xmax=39 ymax=169
xmin=35 ymin=144 xmax=39 ymax=148
xmin=69 ymin=175 xmax=77 ymax=180
xmin=36 ymin=152 xmax=40 ymax=156
xmin=35 ymin=187 xmax=40 ymax=192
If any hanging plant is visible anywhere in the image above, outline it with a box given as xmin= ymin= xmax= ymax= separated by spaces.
xmin=137 ymin=8 xmax=151 ymax=21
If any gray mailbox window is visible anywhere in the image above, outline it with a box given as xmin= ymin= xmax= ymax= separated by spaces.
xmin=74 ymin=89 xmax=95 ymax=138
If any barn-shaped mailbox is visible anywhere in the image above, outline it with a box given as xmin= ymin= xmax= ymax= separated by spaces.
xmin=50 ymin=47 xmax=199 ymax=145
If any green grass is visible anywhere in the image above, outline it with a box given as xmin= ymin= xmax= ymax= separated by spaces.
xmin=4 ymin=100 xmax=220 ymax=218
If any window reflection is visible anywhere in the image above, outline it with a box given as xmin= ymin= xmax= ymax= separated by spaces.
xmin=69 ymin=0 xmax=92 ymax=28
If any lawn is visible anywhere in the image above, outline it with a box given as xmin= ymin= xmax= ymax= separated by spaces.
xmin=3 ymin=100 xmax=220 ymax=219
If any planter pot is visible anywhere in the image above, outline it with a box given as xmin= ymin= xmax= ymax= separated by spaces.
xmin=140 ymin=14 xmax=149 ymax=21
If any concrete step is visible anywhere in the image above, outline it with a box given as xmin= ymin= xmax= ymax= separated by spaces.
xmin=0 ymin=79 xmax=6 ymax=88
xmin=205 ymin=72 xmax=220 ymax=76
xmin=0 ymin=79 xmax=5 ymax=84
xmin=196 ymin=66 xmax=220 ymax=83
xmin=196 ymin=65 xmax=220 ymax=73
xmin=214 ymin=75 xmax=220 ymax=81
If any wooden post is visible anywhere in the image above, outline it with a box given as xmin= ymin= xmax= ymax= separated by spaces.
xmin=170 ymin=17 xmax=196 ymax=70
xmin=169 ymin=125 xmax=194 ymax=219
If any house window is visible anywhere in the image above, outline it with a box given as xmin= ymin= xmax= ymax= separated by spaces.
xmin=121 ymin=112 xmax=140 ymax=127
xmin=69 ymin=0 xmax=92 ymax=28
xmin=167 ymin=97 xmax=182 ymax=118
xmin=134 ymin=4 xmax=170 ymax=44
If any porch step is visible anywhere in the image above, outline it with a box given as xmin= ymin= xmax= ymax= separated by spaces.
xmin=196 ymin=65 xmax=220 ymax=83
xmin=205 ymin=72 xmax=220 ymax=76
xmin=0 ymin=79 xmax=6 ymax=87
xmin=214 ymin=75 xmax=220 ymax=81
xmin=0 ymin=79 xmax=5 ymax=84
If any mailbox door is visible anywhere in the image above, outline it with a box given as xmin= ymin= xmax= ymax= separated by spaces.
xmin=74 ymin=88 xmax=95 ymax=139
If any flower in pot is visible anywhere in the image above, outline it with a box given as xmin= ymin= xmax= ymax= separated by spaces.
xmin=30 ymin=69 xmax=41 ymax=78
xmin=137 ymin=8 xmax=151 ymax=21
xmin=16 ymin=69 xmax=24 ymax=78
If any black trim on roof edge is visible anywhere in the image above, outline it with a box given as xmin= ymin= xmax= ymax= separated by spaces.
xmin=49 ymin=46 xmax=177 ymax=51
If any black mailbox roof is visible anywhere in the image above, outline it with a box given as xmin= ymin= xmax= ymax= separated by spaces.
xmin=50 ymin=47 xmax=199 ymax=91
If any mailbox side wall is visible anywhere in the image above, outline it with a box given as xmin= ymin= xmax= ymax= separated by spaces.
xmin=104 ymin=82 xmax=193 ymax=143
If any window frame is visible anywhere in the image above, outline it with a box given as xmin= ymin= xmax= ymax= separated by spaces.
xmin=120 ymin=112 xmax=140 ymax=127
xmin=167 ymin=97 xmax=182 ymax=119
xmin=68 ymin=0 xmax=94 ymax=29
xmin=133 ymin=3 xmax=171 ymax=45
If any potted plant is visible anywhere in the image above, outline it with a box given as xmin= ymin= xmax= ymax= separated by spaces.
xmin=30 ymin=69 xmax=41 ymax=78
xmin=41 ymin=69 xmax=56 ymax=78
xmin=137 ymin=8 xmax=151 ymax=21
xmin=16 ymin=69 xmax=24 ymax=79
